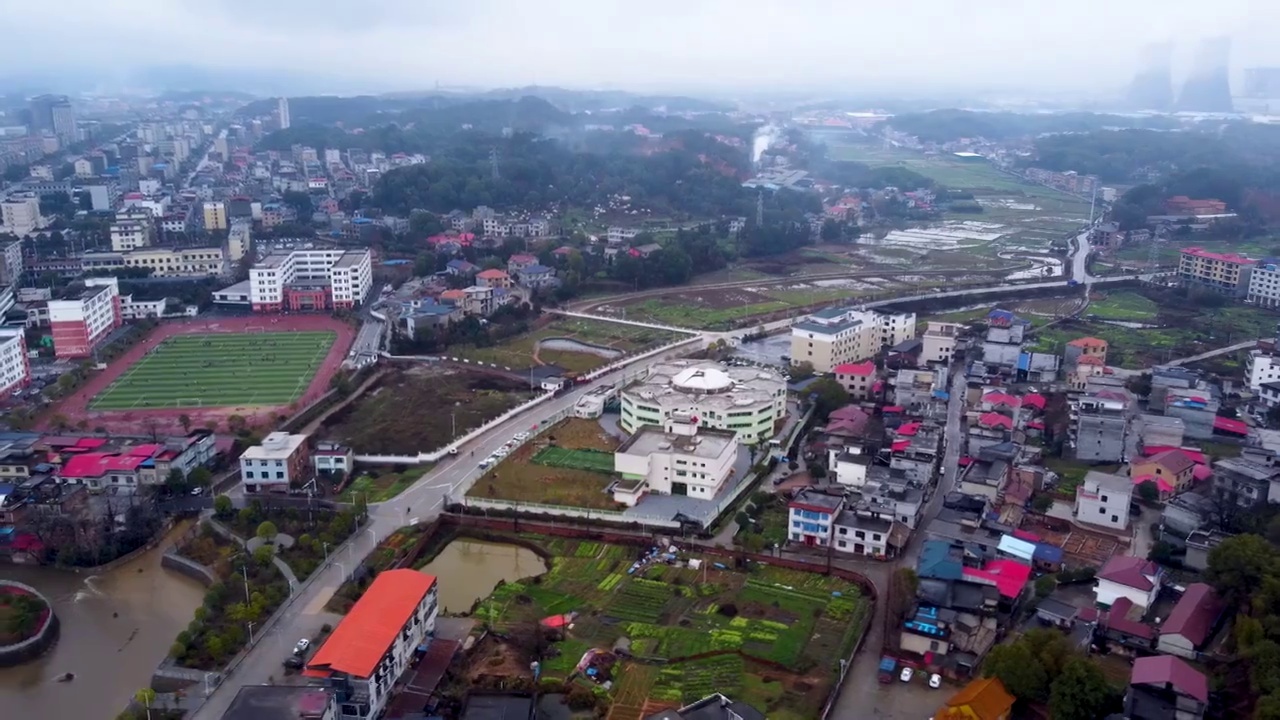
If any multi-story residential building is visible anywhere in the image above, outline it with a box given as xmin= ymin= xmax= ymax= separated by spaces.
xmin=607 ymin=226 xmax=641 ymax=244
xmin=1165 ymin=196 xmax=1227 ymax=216
xmin=1178 ymin=247 xmax=1254 ymax=296
xmin=1074 ymin=470 xmax=1133 ymax=531
xmin=0 ymin=239 xmax=23 ymax=285
xmin=475 ymin=269 xmax=513 ymax=289
xmin=313 ymin=442 xmax=354 ymax=477
xmin=833 ymin=361 xmax=876 ymax=400
xmin=202 ymin=201 xmax=227 ymax=231
xmin=304 ymin=570 xmax=438 ymax=720
xmin=1064 ymin=336 xmax=1108 ymax=368
xmin=1124 ymin=655 xmax=1209 ymax=720
xmin=85 ymin=182 xmax=119 ymax=212
xmin=47 ymin=279 xmax=122 ymax=359
xmin=920 ymin=321 xmax=964 ymax=366
xmin=1247 ymin=259 xmax=1280 ymax=307
xmin=242 ymin=249 xmax=372 ymax=312
xmin=611 ymin=418 xmax=738 ymax=505
xmin=618 ymin=361 xmax=787 ymax=441
xmin=239 ymin=432 xmax=310 ymax=493
xmin=1246 ymin=342 xmax=1280 ymax=391
xmin=109 ymin=216 xmax=156 ymax=252
xmin=787 ymin=489 xmax=844 ymax=547
xmin=1072 ymin=393 xmax=1129 ymax=462
xmin=1212 ymin=456 xmax=1280 ymax=509
xmin=0 ymin=328 xmax=30 ymax=397
xmin=228 ymin=220 xmax=251 ymax=263
xmin=0 ymin=194 xmax=44 ymax=238
xmin=790 ymin=307 xmax=916 ymax=374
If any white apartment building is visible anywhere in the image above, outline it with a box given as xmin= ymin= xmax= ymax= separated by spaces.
xmin=789 ymin=307 xmax=916 ymax=374
xmin=202 ymin=201 xmax=227 ymax=231
xmin=247 ymin=249 xmax=372 ymax=312
xmin=787 ymin=488 xmax=846 ymax=547
xmin=239 ymin=431 xmax=309 ymax=493
xmin=228 ymin=220 xmax=252 ymax=262
xmin=619 ymin=361 xmax=787 ymax=441
xmin=608 ymin=226 xmax=641 ymax=244
xmin=0 ymin=194 xmax=45 ymax=238
xmin=612 ymin=418 xmax=738 ymax=506
xmin=48 ymin=278 xmax=122 ymax=359
xmin=1247 ymin=348 xmax=1280 ymax=392
xmin=0 ymin=328 xmax=30 ymax=397
xmin=1073 ymin=470 xmax=1133 ymax=531
xmin=1248 ymin=261 xmax=1280 ymax=307
xmin=304 ymin=569 xmax=438 ymax=720
xmin=920 ymin=321 xmax=965 ymax=366
xmin=110 ymin=219 xmax=153 ymax=251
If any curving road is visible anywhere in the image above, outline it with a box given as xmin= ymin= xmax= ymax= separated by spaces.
xmin=196 ymin=222 xmax=1131 ymax=717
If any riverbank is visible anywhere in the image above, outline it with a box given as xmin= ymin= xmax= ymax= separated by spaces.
xmin=0 ymin=581 xmax=58 ymax=668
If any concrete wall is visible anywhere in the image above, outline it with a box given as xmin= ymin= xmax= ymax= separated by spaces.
xmin=160 ymin=552 xmax=218 ymax=587
xmin=0 ymin=580 xmax=60 ymax=668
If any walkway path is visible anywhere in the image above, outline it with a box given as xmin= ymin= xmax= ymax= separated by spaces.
xmin=1157 ymin=339 xmax=1257 ymax=368
xmin=205 ymin=516 xmax=300 ymax=592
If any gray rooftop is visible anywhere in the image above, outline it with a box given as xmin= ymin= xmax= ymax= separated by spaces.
xmin=333 ymin=251 xmax=367 ymax=269
xmin=622 ymin=360 xmax=784 ymax=416
xmin=256 ymin=252 xmax=292 ymax=269
xmin=790 ymin=488 xmax=845 ymax=513
xmin=616 ymin=425 xmax=737 ymax=461
xmin=1083 ymin=470 xmax=1132 ymax=492
xmin=221 ymin=686 xmax=333 ymax=720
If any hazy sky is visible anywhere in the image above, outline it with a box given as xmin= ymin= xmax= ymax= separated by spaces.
xmin=3 ymin=0 xmax=1278 ymax=94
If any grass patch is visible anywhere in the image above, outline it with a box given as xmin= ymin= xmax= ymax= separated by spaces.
xmin=1087 ymin=291 xmax=1159 ymax=322
xmin=467 ymin=418 xmax=622 ymax=510
xmin=91 ymin=331 xmax=335 ymax=409
xmin=346 ymin=472 xmax=417 ymax=502
xmin=532 ymin=446 xmax=615 ymax=473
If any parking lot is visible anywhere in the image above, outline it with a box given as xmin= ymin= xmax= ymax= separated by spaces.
xmin=862 ymin=672 xmax=952 ymax=719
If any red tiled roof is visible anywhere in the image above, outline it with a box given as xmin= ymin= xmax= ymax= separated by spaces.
xmin=1142 ymin=446 xmax=1207 ymax=464
xmin=833 ymin=361 xmax=876 ymax=376
xmin=60 ymin=452 xmax=145 ymax=479
xmin=1181 ymin=247 xmax=1254 ymax=265
xmin=1077 ymin=355 xmax=1105 ymax=366
xmin=882 ymin=406 xmax=904 ymax=413
xmin=1027 ymin=421 xmax=1045 ymax=430
xmin=1146 ymin=449 xmax=1196 ymax=475
xmin=1213 ymin=416 xmax=1248 ymax=436
xmin=1099 ymin=556 xmax=1159 ymax=591
xmin=1105 ymin=597 xmax=1155 ymax=639
xmin=1192 ymin=464 xmax=1213 ymax=481
xmin=1021 ymin=393 xmax=1046 ymax=410
xmin=76 ymin=437 xmax=107 ymax=449
xmin=828 ymin=405 xmax=870 ymax=424
xmin=1160 ymin=583 xmax=1222 ymax=647
xmin=1012 ymin=529 xmax=1041 ymax=542
xmin=891 ymin=440 xmax=911 ymax=452
xmin=982 ymin=392 xmax=1020 ymax=408
xmin=896 ymin=422 xmax=921 ymax=437
xmin=476 ymin=269 xmax=509 ymax=279
xmin=1131 ymin=655 xmax=1209 ymax=704
xmin=127 ymin=443 xmax=163 ymax=457
xmin=978 ymin=412 xmax=1013 ymax=430
xmin=1067 ymin=337 xmax=1108 ymax=348
xmin=962 ymin=559 xmax=1031 ymax=599
xmin=304 ymin=570 xmax=437 ymax=679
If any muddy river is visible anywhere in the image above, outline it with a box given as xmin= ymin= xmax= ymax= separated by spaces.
xmin=418 ymin=539 xmax=547 ymax=613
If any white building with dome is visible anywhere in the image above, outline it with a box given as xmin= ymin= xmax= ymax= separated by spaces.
xmin=619 ymin=360 xmax=787 ymax=441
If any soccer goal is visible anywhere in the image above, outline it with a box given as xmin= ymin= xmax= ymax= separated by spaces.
xmin=245 ymin=326 xmax=267 ymax=334
xmin=177 ymin=398 xmax=203 ymax=408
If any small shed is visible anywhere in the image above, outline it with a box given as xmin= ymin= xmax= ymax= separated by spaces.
xmin=1035 ymin=596 xmax=1079 ymax=629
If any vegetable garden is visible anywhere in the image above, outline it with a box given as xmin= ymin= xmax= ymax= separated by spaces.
xmin=454 ymin=535 xmax=869 ymax=719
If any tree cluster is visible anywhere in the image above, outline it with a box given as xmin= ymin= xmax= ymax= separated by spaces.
xmin=983 ymin=629 xmax=1119 ymax=720
xmin=1206 ymin=533 xmax=1280 ymax=717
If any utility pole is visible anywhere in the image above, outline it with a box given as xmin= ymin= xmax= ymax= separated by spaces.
xmin=756 ymin=191 xmax=764 ymax=227
xmin=489 ymin=148 xmax=500 ymax=181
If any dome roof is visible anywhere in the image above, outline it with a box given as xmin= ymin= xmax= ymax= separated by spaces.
xmin=671 ymin=367 xmax=733 ymax=393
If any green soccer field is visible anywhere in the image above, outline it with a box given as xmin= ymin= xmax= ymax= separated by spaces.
xmin=532 ymin=446 xmax=616 ymax=473
xmin=89 ymin=331 xmax=337 ymax=410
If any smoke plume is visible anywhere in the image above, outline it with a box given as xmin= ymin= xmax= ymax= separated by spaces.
xmin=752 ymin=124 xmax=781 ymax=166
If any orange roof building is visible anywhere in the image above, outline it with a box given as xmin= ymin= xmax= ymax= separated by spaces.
xmin=935 ymin=676 xmax=1016 ymax=720
xmin=304 ymin=569 xmax=439 ymax=717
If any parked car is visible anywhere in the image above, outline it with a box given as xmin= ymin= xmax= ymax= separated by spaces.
xmin=929 ymin=673 xmax=942 ymax=689
xmin=190 ymin=487 xmax=204 ymax=496
xmin=283 ymin=656 xmax=303 ymax=669
xmin=514 ymin=432 xmax=529 ymax=441
xmin=293 ymin=638 xmax=310 ymax=656
xmin=899 ymin=667 xmax=914 ymax=683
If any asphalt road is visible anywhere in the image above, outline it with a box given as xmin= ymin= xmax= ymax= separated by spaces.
xmin=190 ymin=343 xmax=695 ymax=720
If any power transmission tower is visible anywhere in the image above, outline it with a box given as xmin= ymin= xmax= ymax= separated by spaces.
xmin=489 ymin=148 xmax=500 ymax=181
xmin=756 ymin=191 xmax=764 ymax=226
xmin=1147 ymin=236 xmax=1164 ymax=284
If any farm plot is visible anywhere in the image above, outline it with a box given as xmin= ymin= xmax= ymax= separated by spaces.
xmin=452 ymin=535 xmax=870 ymax=719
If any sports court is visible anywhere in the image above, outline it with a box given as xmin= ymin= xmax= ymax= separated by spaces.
xmin=89 ymin=330 xmax=336 ymax=410
xmin=531 ymin=446 xmax=616 ymax=473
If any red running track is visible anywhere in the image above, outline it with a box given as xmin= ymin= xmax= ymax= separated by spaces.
xmin=43 ymin=314 xmax=357 ymax=436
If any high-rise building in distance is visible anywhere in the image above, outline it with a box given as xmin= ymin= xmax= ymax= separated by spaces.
xmin=1177 ymin=37 xmax=1234 ymax=113
xmin=28 ymin=94 xmax=76 ymax=142
xmin=1125 ymin=43 xmax=1174 ymax=111
xmin=277 ymin=97 xmax=290 ymax=130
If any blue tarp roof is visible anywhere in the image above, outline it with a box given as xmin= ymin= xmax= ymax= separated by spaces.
xmin=917 ymin=540 xmax=963 ymax=580
xmin=1017 ymin=352 xmax=1032 ymax=371
xmin=1033 ymin=543 xmax=1064 ymax=564
xmin=932 ymin=390 xmax=950 ymax=400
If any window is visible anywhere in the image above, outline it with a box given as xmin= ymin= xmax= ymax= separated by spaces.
xmin=1098 ymin=507 xmax=1105 ymax=514
xmin=1100 ymin=494 xmax=1109 ymax=503
xmin=245 ymin=471 xmax=254 ymax=479
xmin=855 ymin=530 xmax=866 ymax=540
xmin=276 ymin=472 xmax=284 ymax=479
xmin=1111 ymin=515 xmax=1119 ymax=523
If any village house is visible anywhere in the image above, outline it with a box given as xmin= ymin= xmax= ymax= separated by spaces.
xmin=1095 ymin=555 xmax=1163 ymax=610
xmin=833 ymin=361 xmax=876 ymax=400
xmin=1128 ymin=448 xmax=1196 ymax=500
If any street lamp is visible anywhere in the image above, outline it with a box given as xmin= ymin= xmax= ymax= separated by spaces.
xmin=334 ymin=562 xmax=346 ymax=579
xmin=321 ymin=541 xmax=329 ymax=563
xmin=247 ymin=621 xmax=257 ymax=645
